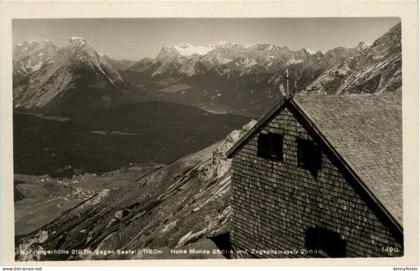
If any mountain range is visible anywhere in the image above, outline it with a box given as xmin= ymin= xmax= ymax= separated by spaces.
xmin=13 ymin=23 xmax=401 ymax=116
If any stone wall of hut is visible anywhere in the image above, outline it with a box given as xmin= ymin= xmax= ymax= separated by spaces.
xmin=230 ymin=106 xmax=402 ymax=258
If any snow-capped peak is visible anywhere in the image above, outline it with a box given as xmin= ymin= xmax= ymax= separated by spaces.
xmin=173 ymin=43 xmax=215 ymax=57
xmin=70 ymin=36 xmax=86 ymax=44
xmin=176 ymin=42 xmax=193 ymax=49
xmin=356 ymin=41 xmax=369 ymax=51
xmin=304 ymin=48 xmax=315 ymax=54
xmin=217 ymin=41 xmax=241 ymax=46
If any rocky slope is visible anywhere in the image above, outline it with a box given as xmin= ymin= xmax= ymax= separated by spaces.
xmin=102 ymin=55 xmax=137 ymax=71
xmin=302 ymin=23 xmax=401 ymax=94
xmin=15 ymin=120 xmax=257 ymax=261
xmin=13 ymin=40 xmax=59 ymax=85
xmin=13 ymin=37 xmax=130 ymax=113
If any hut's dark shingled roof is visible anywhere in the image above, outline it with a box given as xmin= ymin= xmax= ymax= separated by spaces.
xmin=294 ymin=92 xmax=402 ymax=225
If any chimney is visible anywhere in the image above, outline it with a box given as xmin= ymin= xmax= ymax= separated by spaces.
xmin=281 ymin=70 xmax=291 ymax=100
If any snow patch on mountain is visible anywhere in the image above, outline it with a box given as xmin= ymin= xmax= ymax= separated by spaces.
xmin=70 ymin=36 xmax=86 ymax=44
xmin=238 ymin=58 xmax=257 ymax=68
xmin=173 ymin=43 xmax=215 ymax=57
xmin=355 ymin=41 xmax=370 ymax=51
xmin=304 ymin=48 xmax=315 ymax=54
xmin=287 ymin=56 xmax=303 ymax=65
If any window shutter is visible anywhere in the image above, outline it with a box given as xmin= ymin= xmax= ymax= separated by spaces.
xmin=257 ymin=133 xmax=271 ymax=158
xmin=257 ymin=133 xmax=283 ymax=161
xmin=297 ymin=139 xmax=322 ymax=177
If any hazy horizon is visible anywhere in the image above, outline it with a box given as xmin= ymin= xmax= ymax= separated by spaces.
xmin=13 ymin=17 xmax=400 ymax=60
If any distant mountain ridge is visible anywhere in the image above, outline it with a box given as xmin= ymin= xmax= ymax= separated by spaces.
xmin=133 ymin=41 xmax=318 ymax=78
xmin=13 ymin=23 xmax=401 ymax=116
xmin=121 ymin=23 xmax=401 ymax=115
xmin=102 ymin=55 xmax=137 ymax=71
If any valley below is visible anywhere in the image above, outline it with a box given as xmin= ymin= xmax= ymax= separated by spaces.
xmin=13 ymin=101 xmax=249 ymax=176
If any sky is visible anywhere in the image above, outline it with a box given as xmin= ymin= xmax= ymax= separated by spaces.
xmin=13 ymin=18 xmax=400 ymax=61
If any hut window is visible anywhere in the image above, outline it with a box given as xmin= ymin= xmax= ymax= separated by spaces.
xmin=297 ymin=139 xmax=322 ymax=176
xmin=257 ymin=133 xmax=283 ymax=161
xmin=305 ymin=226 xmax=347 ymax=257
